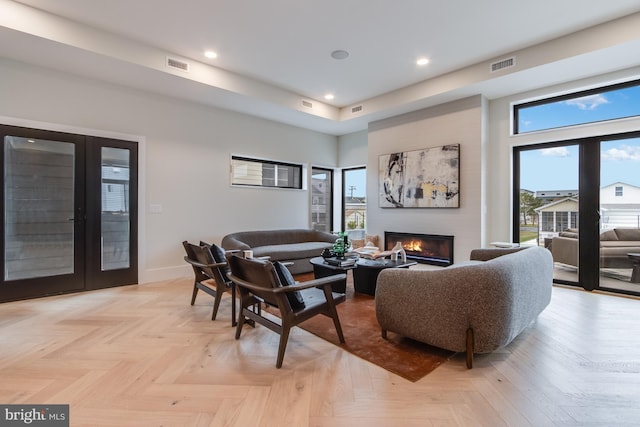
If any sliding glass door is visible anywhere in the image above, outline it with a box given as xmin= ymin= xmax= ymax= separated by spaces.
xmin=514 ymin=131 xmax=640 ymax=297
xmin=598 ymin=136 xmax=640 ymax=294
xmin=516 ymin=143 xmax=580 ymax=285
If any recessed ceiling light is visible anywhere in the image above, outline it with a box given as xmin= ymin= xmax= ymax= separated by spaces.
xmin=324 ymin=94 xmax=335 ymax=101
xmin=331 ymin=50 xmax=349 ymax=60
xmin=204 ymin=50 xmax=217 ymax=59
xmin=416 ymin=57 xmax=430 ymax=66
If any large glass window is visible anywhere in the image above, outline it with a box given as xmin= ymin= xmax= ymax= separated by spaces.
xmin=231 ymin=156 xmax=302 ymax=189
xmin=310 ymin=167 xmax=333 ymax=233
xmin=514 ymin=79 xmax=640 ymax=134
xmin=342 ymin=167 xmax=366 ymax=239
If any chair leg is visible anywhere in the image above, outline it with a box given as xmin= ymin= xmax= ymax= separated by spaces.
xmin=190 ymin=281 xmax=199 ymax=305
xmin=235 ymin=306 xmax=248 ymax=339
xmin=466 ymin=327 xmax=474 ymax=369
xmin=323 ymin=296 xmax=345 ymax=344
xmin=276 ymin=325 xmax=291 ymax=369
xmin=231 ymin=285 xmax=237 ymax=327
xmin=211 ymin=289 xmax=223 ymax=321
xmin=329 ymin=309 xmax=345 ymax=344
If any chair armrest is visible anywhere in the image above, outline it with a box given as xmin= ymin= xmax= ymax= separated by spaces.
xmin=183 ymin=256 xmax=227 ymax=269
xmin=271 ymin=274 xmax=347 ymax=293
xmin=228 ymin=273 xmax=346 ymax=294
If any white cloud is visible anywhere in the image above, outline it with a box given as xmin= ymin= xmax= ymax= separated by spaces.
xmin=564 ymin=94 xmax=609 ymax=110
xmin=541 ymin=147 xmax=570 ymax=157
xmin=602 ymin=145 xmax=640 ymax=161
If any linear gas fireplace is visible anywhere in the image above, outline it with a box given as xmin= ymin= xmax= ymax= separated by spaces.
xmin=384 ymin=231 xmax=454 ymax=267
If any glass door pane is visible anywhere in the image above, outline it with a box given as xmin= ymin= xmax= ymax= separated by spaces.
xmin=599 ymin=137 xmax=640 ymax=294
xmin=518 ymin=145 xmax=580 ymax=284
xmin=311 ymin=167 xmax=332 ymax=233
xmin=4 ymin=136 xmax=76 ymax=280
xmin=101 ymin=147 xmax=130 ymax=271
xmin=85 ymin=136 xmax=137 ymax=290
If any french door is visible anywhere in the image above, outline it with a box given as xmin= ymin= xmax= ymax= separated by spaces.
xmin=0 ymin=125 xmax=138 ymax=302
xmin=514 ymin=131 xmax=640 ymax=296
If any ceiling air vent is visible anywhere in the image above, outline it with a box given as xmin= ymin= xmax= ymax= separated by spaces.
xmin=351 ymin=105 xmax=363 ymax=114
xmin=302 ymin=100 xmax=313 ymax=109
xmin=166 ymin=56 xmax=190 ymax=72
xmin=490 ymin=56 xmax=516 ymax=73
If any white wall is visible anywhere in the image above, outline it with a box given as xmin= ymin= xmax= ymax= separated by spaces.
xmin=338 ymin=130 xmax=368 ymax=168
xmin=366 ymin=96 xmax=485 ymax=263
xmin=486 ymin=66 xmax=640 ymax=244
xmin=0 ymin=58 xmax=339 ymax=282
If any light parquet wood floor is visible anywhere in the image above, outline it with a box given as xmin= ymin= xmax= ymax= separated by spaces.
xmin=1 ymin=279 xmax=640 ymax=427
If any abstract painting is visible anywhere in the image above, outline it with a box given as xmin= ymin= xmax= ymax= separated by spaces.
xmin=379 ymin=144 xmax=459 ymax=208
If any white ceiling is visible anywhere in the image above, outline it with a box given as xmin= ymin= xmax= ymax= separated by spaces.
xmin=3 ymin=0 xmax=640 ymax=135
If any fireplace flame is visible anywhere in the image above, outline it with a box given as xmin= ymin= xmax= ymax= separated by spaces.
xmin=404 ymin=240 xmax=422 ymax=252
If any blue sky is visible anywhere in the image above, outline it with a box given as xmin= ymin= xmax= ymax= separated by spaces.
xmin=344 ymin=168 xmax=367 ymax=197
xmin=518 ymin=84 xmax=640 ymax=191
xmin=520 ymin=138 xmax=640 ymax=191
xmin=518 ymin=86 xmax=640 ymax=133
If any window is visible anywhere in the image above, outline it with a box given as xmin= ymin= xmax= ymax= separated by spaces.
xmin=514 ymin=79 xmax=640 ymax=134
xmin=310 ymin=167 xmax=333 ymax=233
xmin=231 ymin=156 xmax=302 ymax=189
xmin=342 ymin=167 xmax=366 ymax=239
xmin=541 ymin=212 xmax=554 ymax=232
xmin=615 ymin=186 xmax=623 ymax=197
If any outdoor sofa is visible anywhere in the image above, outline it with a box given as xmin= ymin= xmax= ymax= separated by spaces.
xmin=551 ymin=227 xmax=640 ymax=268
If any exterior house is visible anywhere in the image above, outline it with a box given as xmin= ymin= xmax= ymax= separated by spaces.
xmin=535 ymin=197 xmax=579 ymax=243
xmin=535 ymin=181 xmax=640 ymax=241
xmin=600 ymin=182 xmax=640 ymax=229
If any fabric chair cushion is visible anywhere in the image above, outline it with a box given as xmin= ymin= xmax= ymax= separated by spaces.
xmin=273 ymin=261 xmax=305 ymax=310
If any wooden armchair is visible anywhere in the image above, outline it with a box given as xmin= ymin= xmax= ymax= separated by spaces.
xmin=226 ymin=254 xmax=346 ymax=368
xmin=182 ymin=241 xmax=236 ymax=325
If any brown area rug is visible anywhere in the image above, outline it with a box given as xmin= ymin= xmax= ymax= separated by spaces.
xmin=283 ymin=273 xmax=455 ymax=382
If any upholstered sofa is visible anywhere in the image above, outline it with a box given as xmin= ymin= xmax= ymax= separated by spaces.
xmin=221 ymin=229 xmax=338 ymax=274
xmin=375 ymin=246 xmax=553 ymax=368
xmin=551 ymin=228 xmax=640 ymax=268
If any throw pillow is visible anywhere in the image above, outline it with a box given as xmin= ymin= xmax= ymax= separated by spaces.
xmin=365 ymin=234 xmax=380 ymax=248
xmin=200 ymin=241 xmax=230 ymax=275
xmin=273 ymin=261 xmax=305 ymax=310
xmin=351 ymin=239 xmax=365 ymax=249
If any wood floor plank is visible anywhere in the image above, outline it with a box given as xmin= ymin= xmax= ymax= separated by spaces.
xmin=1 ymin=278 xmax=640 ymax=426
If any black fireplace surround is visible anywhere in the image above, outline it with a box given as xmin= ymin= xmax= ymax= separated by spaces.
xmin=384 ymin=231 xmax=454 ymax=267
